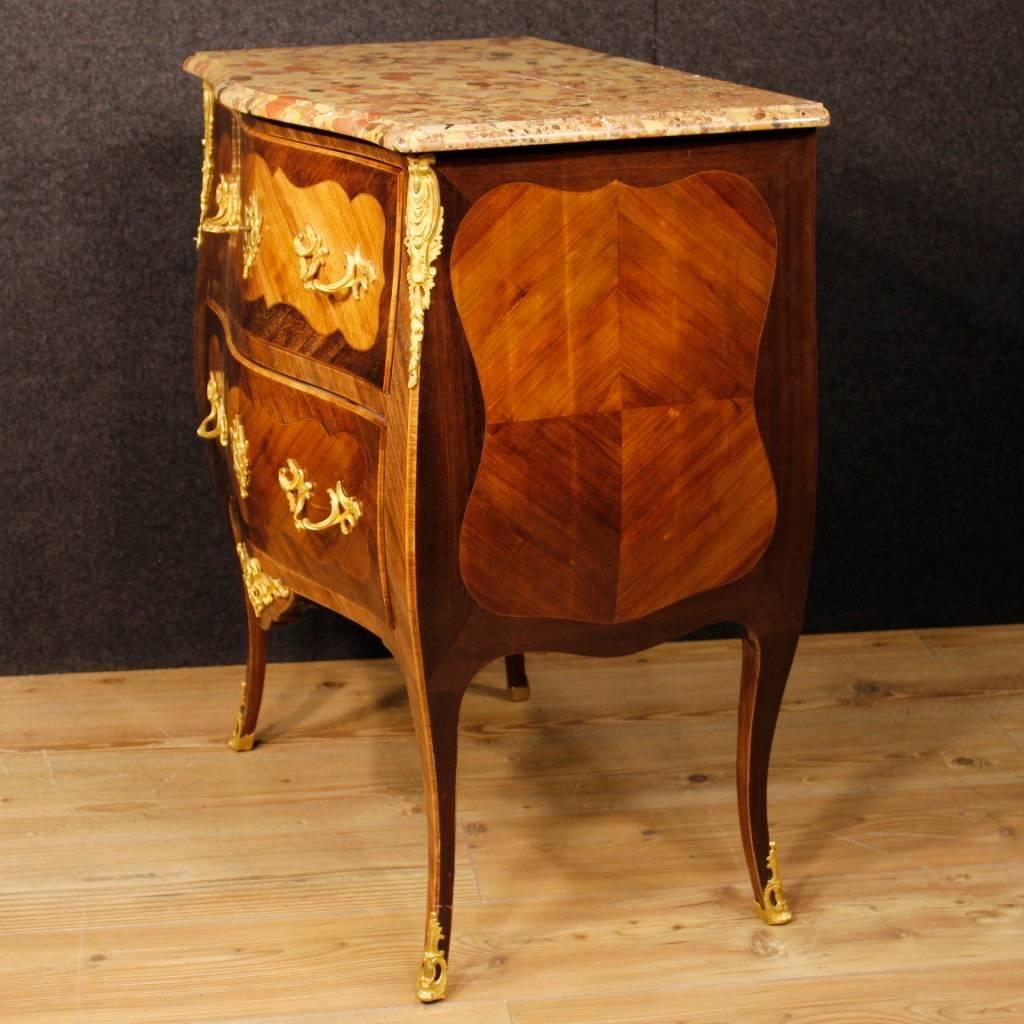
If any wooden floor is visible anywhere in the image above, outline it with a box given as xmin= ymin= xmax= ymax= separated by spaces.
xmin=1 ymin=626 xmax=1022 ymax=1022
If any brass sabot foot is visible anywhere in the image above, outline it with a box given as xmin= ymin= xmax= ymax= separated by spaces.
xmin=755 ymin=840 xmax=793 ymax=925
xmin=416 ymin=911 xmax=449 ymax=1003
xmin=228 ymin=731 xmax=255 ymax=752
xmin=228 ymin=687 xmax=255 ymax=752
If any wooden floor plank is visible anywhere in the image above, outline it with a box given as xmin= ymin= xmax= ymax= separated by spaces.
xmin=2 ymin=862 xmax=1019 ymax=1023
xmin=509 ymin=963 xmax=1024 ymax=1023
xmin=0 ymin=626 xmax=1021 ymax=1020
xmin=459 ymin=781 xmax=1022 ymax=903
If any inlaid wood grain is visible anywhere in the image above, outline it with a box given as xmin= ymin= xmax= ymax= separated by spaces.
xmin=417 ymin=131 xmax=818 ymax=665
xmin=244 ymin=154 xmax=386 ymax=345
xmin=453 ymin=172 xmax=778 ymax=624
xmin=224 ymin=337 xmax=390 ymax=630
xmin=237 ymin=125 xmax=403 ymax=389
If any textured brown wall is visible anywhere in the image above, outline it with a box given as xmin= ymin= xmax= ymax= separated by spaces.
xmin=1 ymin=2 xmax=1021 ymax=673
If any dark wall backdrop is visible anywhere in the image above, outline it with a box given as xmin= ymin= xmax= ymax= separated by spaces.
xmin=2 ymin=2 xmax=1021 ymax=674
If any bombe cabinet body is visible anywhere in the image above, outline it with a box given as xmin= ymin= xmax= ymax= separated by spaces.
xmin=185 ymin=37 xmax=828 ymax=1003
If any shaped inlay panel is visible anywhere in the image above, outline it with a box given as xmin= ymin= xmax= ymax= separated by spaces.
xmin=238 ymin=127 xmax=402 ymax=389
xmin=454 ymin=172 xmax=779 ymax=623
xmin=243 ymin=152 xmax=386 ymax=343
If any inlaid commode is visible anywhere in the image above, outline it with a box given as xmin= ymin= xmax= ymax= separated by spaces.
xmin=184 ymin=36 xmax=829 ymax=1004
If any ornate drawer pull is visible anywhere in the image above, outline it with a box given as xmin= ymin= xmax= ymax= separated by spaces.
xmin=278 ymin=457 xmax=363 ymax=535
xmin=197 ymin=371 xmax=228 ymax=446
xmin=293 ymin=224 xmax=376 ymax=300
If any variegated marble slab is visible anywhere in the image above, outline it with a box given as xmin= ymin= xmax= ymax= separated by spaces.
xmin=184 ymin=36 xmax=829 ymax=153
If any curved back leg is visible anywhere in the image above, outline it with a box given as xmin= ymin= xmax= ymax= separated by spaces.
xmin=503 ymin=653 xmax=530 ymax=702
xmin=736 ymin=626 xmax=801 ymax=924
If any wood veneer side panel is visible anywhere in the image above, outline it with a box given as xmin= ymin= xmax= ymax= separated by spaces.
xmin=376 ymin=162 xmax=420 ymax=669
xmin=418 ymin=132 xmax=818 ymax=664
xmin=411 ymin=176 xmax=486 ymax=683
xmin=755 ymin=131 xmax=818 ymax=627
xmin=451 ymin=171 xmax=782 ymax=624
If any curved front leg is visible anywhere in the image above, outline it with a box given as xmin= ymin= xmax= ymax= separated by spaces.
xmin=228 ymin=540 xmax=293 ymax=751
xmin=736 ymin=626 xmax=800 ymax=924
xmin=228 ymin=584 xmax=269 ymax=751
xmin=397 ymin=653 xmax=479 ymax=1003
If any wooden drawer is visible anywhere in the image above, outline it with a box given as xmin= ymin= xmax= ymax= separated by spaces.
xmin=237 ymin=122 xmax=402 ymax=390
xmin=221 ymin=342 xmax=390 ymax=630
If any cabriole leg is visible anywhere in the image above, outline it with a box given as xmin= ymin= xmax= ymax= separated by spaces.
xmin=229 ymin=585 xmax=268 ymax=752
xmin=416 ymin=684 xmax=467 ymax=1002
xmin=503 ymin=653 xmax=530 ymax=702
xmin=398 ymin=654 xmax=477 ymax=1004
xmin=736 ymin=626 xmax=801 ymax=924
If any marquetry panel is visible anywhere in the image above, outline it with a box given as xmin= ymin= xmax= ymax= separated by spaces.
xmin=237 ymin=127 xmax=402 ymax=389
xmin=617 ymin=400 xmax=776 ymax=621
xmin=454 ymin=171 xmax=779 ymax=623
xmin=459 ymin=413 xmax=624 ymax=622
xmin=223 ymin=345 xmax=389 ymax=628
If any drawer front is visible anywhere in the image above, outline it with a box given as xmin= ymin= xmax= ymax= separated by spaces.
xmin=238 ymin=124 xmax=401 ymax=390
xmin=223 ymin=346 xmax=389 ymax=628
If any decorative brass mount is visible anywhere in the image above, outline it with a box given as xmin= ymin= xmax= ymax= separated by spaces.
xmin=230 ymin=415 xmax=250 ymax=498
xmin=404 ymin=156 xmax=444 ymax=389
xmin=194 ymin=82 xmax=216 ymax=247
xmin=278 ymin=457 xmax=363 ymax=535
xmin=756 ymin=840 xmax=793 ymax=925
xmin=292 ymin=224 xmax=377 ymax=299
xmin=241 ymin=192 xmax=263 ymax=279
xmin=195 ymin=84 xmax=256 ymax=248
xmin=200 ymin=125 xmax=244 ymax=238
xmin=235 ymin=542 xmax=290 ymax=616
xmin=228 ymin=678 xmax=255 ymax=752
xmin=416 ymin=912 xmax=448 ymax=1003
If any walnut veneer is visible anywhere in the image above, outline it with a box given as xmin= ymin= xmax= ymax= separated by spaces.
xmin=186 ymin=39 xmax=827 ymax=1004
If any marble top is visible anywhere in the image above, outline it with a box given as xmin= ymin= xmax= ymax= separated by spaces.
xmin=184 ymin=37 xmax=828 ymax=154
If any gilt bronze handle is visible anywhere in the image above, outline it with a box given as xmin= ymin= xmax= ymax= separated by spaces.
xmin=196 ymin=371 xmax=228 ymax=447
xmin=293 ymin=224 xmax=376 ymax=300
xmin=278 ymin=457 xmax=363 ymax=535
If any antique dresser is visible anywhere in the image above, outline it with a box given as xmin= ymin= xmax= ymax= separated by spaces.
xmin=184 ymin=37 xmax=828 ymax=1003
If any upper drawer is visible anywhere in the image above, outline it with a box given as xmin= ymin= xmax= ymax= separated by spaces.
xmin=238 ymin=123 xmax=402 ymax=390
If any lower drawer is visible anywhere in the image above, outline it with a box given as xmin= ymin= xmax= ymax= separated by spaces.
xmin=213 ymin=340 xmax=390 ymax=630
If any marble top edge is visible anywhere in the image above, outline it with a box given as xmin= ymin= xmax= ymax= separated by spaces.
xmin=183 ymin=36 xmax=829 ymax=154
